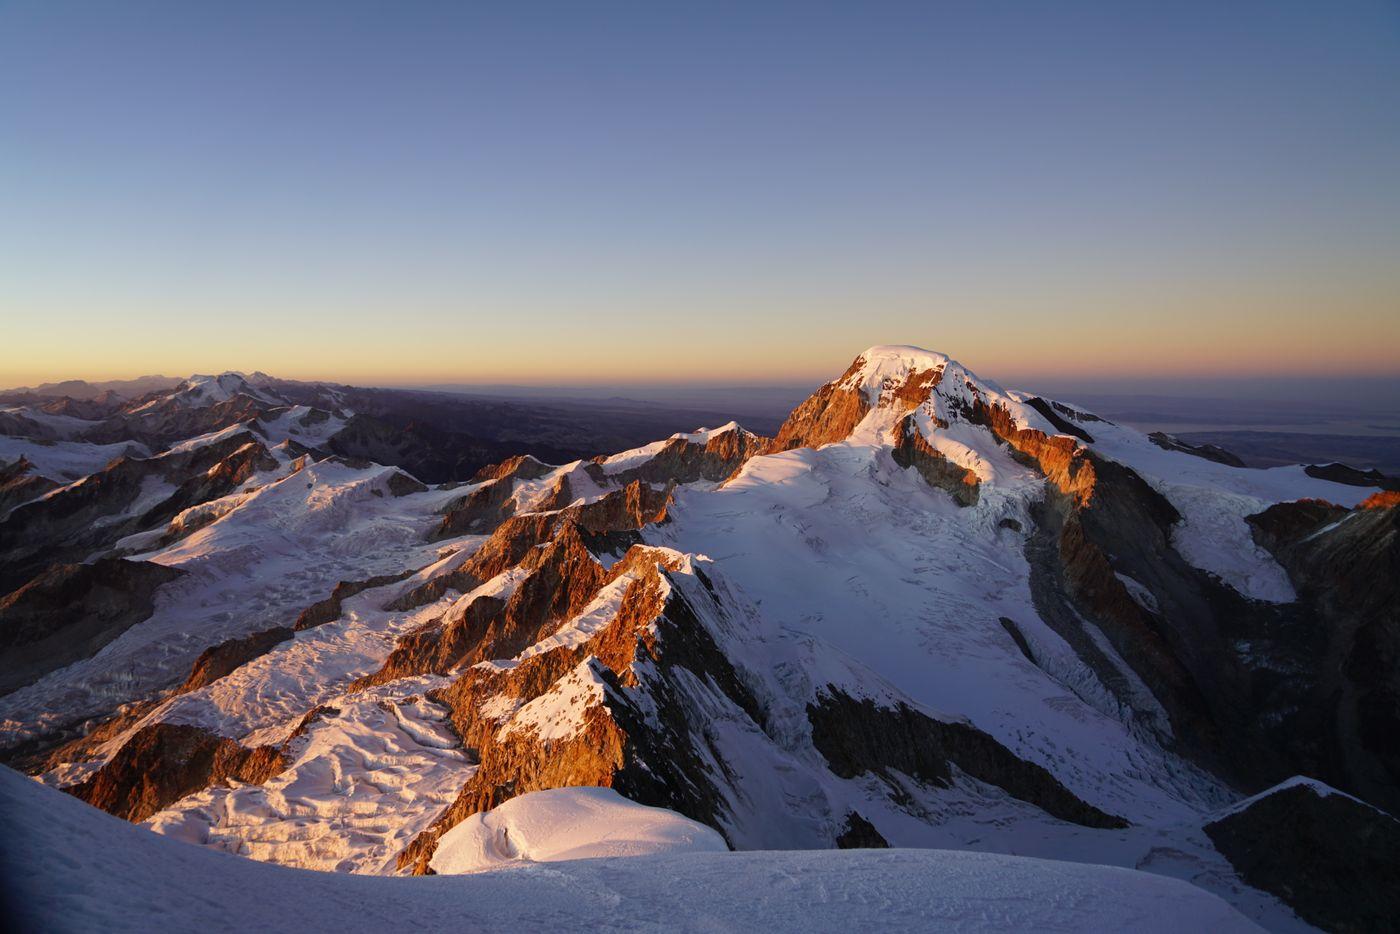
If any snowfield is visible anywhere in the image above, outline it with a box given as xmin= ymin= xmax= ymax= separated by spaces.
xmin=0 ymin=767 xmax=1263 ymax=934
xmin=430 ymin=786 xmax=729 ymax=872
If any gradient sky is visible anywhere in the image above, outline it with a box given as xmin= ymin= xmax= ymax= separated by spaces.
xmin=2 ymin=0 xmax=1398 ymax=388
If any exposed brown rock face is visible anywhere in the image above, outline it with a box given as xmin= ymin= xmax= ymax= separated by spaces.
xmin=355 ymin=522 xmax=609 ymax=690
xmin=1204 ymin=782 xmax=1400 ymax=934
xmin=455 ymin=512 xmax=565 ymax=583
xmin=177 ymin=626 xmax=294 ymax=694
xmin=293 ymin=571 xmax=414 ymax=631
xmin=470 ymin=454 xmax=555 ymax=484
xmin=404 ymin=480 xmax=674 ymax=614
xmin=1360 ymin=489 xmax=1400 ymax=510
xmin=890 ymin=414 xmax=979 ymax=506
xmin=807 ymin=691 xmax=1128 ymax=830
xmin=396 ymin=554 xmax=757 ymax=874
xmin=961 ymin=396 xmax=1299 ymax=786
xmin=436 ymin=464 xmax=675 ymax=542
xmin=66 ymin=722 xmax=285 ymax=822
xmin=963 ymin=398 xmax=1098 ymax=505
xmin=353 ymin=596 xmax=507 ymax=689
xmin=604 ymin=428 xmax=768 ymax=486
xmin=770 ymin=359 xmax=873 ymax=452
xmin=435 ymin=477 xmax=515 ymax=538
xmin=572 ymin=480 xmax=671 ymax=532
xmin=399 ymin=669 xmax=631 ymax=874
xmin=357 ymin=482 xmax=676 ymax=691
xmin=0 ymin=559 xmax=183 ymax=697
xmin=1023 ymin=397 xmax=1096 ymax=443
xmin=985 ymin=387 xmax=1400 ymax=809
xmin=1247 ymin=498 xmax=1400 ymax=812
xmin=1247 ymin=498 xmax=1346 ymax=548
xmin=769 ymin=356 xmax=943 ymax=453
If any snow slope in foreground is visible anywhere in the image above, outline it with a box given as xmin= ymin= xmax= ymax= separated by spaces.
xmin=0 ymin=768 xmax=1262 ymax=934
xmin=430 ymin=786 xmax=728 ymax=873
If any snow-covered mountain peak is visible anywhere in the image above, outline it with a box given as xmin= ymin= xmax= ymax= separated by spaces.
xmin=773 ymin=345 xmax=1049 ymax=453
xmin=836 ymin=345 xmax=1021 ymax=416
xmin=176 ymin=372 xmax=281 ymax=405
xmin=839 ymin=345 xmax=953 ymax=397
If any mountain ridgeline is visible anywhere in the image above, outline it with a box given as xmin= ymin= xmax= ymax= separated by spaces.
xmin=1 ymin=348 xmax=1397 ymax=933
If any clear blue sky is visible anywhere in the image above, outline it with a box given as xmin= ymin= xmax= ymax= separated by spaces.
xmin=2 ymin=0 xmax=1398 ymax=387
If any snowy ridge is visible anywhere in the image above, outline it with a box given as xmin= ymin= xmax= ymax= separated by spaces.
xmin=1209 ymin=775 xmax=1394 ymax=822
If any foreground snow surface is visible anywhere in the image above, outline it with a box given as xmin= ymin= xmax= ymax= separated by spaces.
xmin=430 ymin=787 xmax=729 ymax=873
xmin=0 ymin=769 xmax=1262 ymax=934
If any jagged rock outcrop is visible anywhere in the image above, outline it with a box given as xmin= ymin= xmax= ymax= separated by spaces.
xmin=1204 ymin=780 xmax=1400 ymax=934
xmin=0 ymin=559 xmax=183 ymax=696
xmin=1361 ymin=489 xmax=1400 ymax=510
xmin=1304 ymin=462 xmax=1399 ymax=490
xmin=807 ymin=690 xmax=1128 ymax=829
xmin=471 ymin=454 xmax=555 ymax=484
xmin=359 ymin=483 xmax=672 ymax=690
xmin=770 ymin=353 xmax=940 ymax=452
xmin=769 ymin=379 xmax=870 ymax=452
xmin=177 ymin=626 xmax=295 ymax=694
xmin=142 ymin=439 xmax=278 ymax=529
xmin=1246 ymin=497 xmax=1400 ymax=812
xmin=1023 ymin=397 xmax=1096 ymax=443
xmin=396 ymin=551 xmax=764 ymax=873
xmin=66 ymin=722 xmax=284 ymax=822
xmin=293 ymin=571 xmax=414 ymax=631
xmin=434 ymin=477 xmax=517 ymax=538
xmin=603 ymin=425 xmax=768 ymax=486
xmin=890 ymin=413 xmax=979 ymax=505
xmin=386 ymin=470 xmax=428 ymax=496
xmin=0 ymin=456 xmax=58 ymax=518
xmin=834 ymin=812 xmax=889 ymax=848
xmin=1148 ymin=432 xmax=1245 ymax=467
xmin=354 ymin=522 xmax=608 ymax=690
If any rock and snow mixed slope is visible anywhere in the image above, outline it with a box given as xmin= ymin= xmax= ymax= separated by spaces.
xmin=2 ymin=346 xmax=1397 ymax=932
xmin=0 ymin=765 xmax=1264 ymax=934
